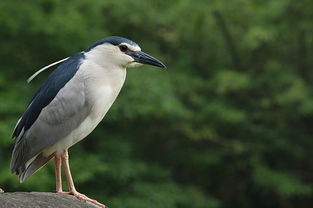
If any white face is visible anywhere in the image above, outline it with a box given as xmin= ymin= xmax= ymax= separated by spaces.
xmin=92 ymin=42 xmax=142 ymax=68
xmin=118 ymin=43 xmax=143 ymax=68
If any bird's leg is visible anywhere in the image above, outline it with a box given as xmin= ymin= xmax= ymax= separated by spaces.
xmin=54 ymin=154 xmax=63 ymax=193
xmin=61 ymin=149 xmax=106 ymax=208
xmin=61 ymin=149 xmax=76 ymax=193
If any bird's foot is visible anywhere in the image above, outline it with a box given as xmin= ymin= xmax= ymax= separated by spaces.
xmin=72 ymin=191 xmax=106 ymax=208
xmin=57 ymin=190 xmax=106 ymax=208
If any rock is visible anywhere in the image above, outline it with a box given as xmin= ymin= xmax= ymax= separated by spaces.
xmin=0 ymin=192 xmax=101 ymax=208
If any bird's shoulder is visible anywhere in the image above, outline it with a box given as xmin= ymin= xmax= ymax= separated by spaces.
xmin=12 ymin=52 xmax=86 ymax=139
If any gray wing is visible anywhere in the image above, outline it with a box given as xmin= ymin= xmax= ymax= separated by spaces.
xmin=11 ymin=73 xmax=91 ymax=180
xmin=26 ymin=78 xmax=90 ymax=157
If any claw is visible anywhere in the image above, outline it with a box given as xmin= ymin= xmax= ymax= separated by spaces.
xmin=58 ymin=191 xmax=107 ymax=208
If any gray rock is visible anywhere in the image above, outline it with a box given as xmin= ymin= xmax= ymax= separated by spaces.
xmin=0 ymin=192 xmax=102 ymax=208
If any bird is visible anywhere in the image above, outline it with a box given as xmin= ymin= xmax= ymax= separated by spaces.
xmin=10 ymin=36 xmax=165 ymax=208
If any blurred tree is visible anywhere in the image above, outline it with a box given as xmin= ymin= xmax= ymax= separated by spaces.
xmin=0 ymin=0 xmax=312 ymax=207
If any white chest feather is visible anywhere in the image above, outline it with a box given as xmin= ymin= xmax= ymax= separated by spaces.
xmin=42 ymin=51 xmax=126 ymax=156
xmin=73 ymin=60 xmax=126 ymax=138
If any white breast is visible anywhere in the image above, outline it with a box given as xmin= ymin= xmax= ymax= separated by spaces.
xmin=42 ymin=50 xmax=127 ymax=156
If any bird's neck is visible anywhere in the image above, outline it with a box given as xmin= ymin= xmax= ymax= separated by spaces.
xmin=81 ymin=49 xmax=126 ymax=85
xmin=84 ymin=45 xmax=125 ymax=70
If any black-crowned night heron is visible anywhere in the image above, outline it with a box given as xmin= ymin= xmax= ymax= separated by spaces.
xmin=11 ymin=36 xmax=165 ymax=208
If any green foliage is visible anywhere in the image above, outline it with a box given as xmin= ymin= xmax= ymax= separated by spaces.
xmin=0 ymin=0 xmax=313 ymax=207
xmin=254 ymin=164 xmax=312 ymax=197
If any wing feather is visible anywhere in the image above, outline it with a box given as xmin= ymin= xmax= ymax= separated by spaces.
xmin=11 ymin=52 xmax=90 ymax=176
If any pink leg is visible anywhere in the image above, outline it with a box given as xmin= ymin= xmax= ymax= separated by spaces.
xmin=54 ymin=154 xmax=63 ymax=193
xmin=61 ymin=149 xmax=106 ymax=208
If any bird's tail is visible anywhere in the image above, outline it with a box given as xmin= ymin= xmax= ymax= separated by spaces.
xmin=11 ymin=137 xmax=55 ymax=182
xmin=18 ymin=153 xmax=54 ymax=183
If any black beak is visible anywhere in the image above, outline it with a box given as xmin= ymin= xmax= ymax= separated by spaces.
xmin=127 ymin=51 xmax=166 ymax=68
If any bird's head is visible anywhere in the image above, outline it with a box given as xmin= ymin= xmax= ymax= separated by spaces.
xmin=85 ymin=36 xmax=166 ymax=69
